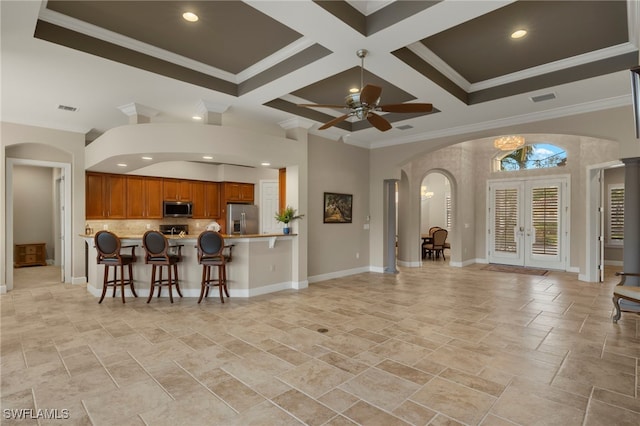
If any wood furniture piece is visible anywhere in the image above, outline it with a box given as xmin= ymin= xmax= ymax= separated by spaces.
xmin=163 ymin=178 xmax=192 ymax=201
xmin=126 ymin=176 xmax=163 ymax=219
xmin=223 ymin=182 xmax=254 ymax=203
xmin=191 ymin=181 xmax=221 ymax=219
xmin=142 ymin=231 xmax=183 ymax=303
xmin=86 ymin=172 xmax=127 ymax=219
xmin=14 ymin=243 xmax=47 ymax=267
xmin=94 ymin=231 xmax=137 ymax=303
xmin=423 ymin=229 xmax=448 ymax=260
xmin=612 ymin=272 xmax=640 ymax=323
xmin=196 ymin=231 xmax=233 ymax=303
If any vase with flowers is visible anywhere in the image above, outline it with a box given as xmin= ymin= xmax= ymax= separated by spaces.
xmin=274 ymin=205 xmax=304 ymax=234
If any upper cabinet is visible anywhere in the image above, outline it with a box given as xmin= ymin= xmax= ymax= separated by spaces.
xmin=86 ymin=172 xmax=127 ymax=219
xmin=191 ymin=181 xmax=221 ymax=219
xmin=223 ymin=182 xmax=254 ymax=203
xmin=163 ymin=178 xmax=192 ymax=201
xmin=126 ymin=176 xmax=163 ymax=219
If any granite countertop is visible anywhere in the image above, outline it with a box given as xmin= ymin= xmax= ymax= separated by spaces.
xmin=81 ymin=233 xmax=293 ymax=239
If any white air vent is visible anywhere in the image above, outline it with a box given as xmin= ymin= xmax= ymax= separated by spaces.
xmin=58 ymin=104 xmax=77 ymax=111
xmin=397 ymin=124 xmax=413 ymax=130
xmin=530 ymin=93 xmax=556 ymax=103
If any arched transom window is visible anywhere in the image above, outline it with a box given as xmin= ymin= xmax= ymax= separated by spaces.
xmin=497 ymin=143 xmax=567 ymax=171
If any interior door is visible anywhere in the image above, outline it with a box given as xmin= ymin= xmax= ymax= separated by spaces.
xmin=58 ymin=171 xmax=65 ymax=282
xmin=489 ymin=177 xmax=567 ymax=270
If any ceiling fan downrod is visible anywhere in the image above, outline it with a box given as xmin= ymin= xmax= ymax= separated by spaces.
xmin=357 ymin=49 xmax=368 ymax=92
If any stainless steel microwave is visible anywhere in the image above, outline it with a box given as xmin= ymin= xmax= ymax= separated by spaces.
xmin=163 ymin=201 xmax=192 ymax=217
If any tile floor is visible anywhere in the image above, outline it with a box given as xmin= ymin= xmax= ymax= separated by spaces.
xmin=1 ymin=262 xmax=638 ymax=425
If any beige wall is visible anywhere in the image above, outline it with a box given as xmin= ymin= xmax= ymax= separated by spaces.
xmin=307 ymin=134 xmax=370 ymax=279
xmin=2 ymin=122 xmax=86 ymax=288
xmin=369 ymin=106 xmax=637 ymax=275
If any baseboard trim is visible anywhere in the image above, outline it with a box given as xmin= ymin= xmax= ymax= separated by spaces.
xmin=398 ymin=260 xmax=422 ymax=267
xmin=71 ymin=276 xmax=87 ymax=285
xmin=0 ymin=285 xmax=6 ymax=294
xmin=308 ymin=266 xmax=372 ymax=284
xmin=604 ymin=260 xmax=624 ymax=266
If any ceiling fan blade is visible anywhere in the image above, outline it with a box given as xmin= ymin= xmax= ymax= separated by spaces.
xmin=297 ymin=103 xmax=346 ymax=109
xmin=360 ymin=84 xmax=382 ymax=106
xmin=379 ymin=103 xmax=433 ymax=113
xmin=367 ymin=112 xmax=392 ymax=132
xmin=318 ymin=114 xmax=350 ymax=130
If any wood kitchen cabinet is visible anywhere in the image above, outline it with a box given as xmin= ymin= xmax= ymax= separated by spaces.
xmin=126 ymin=176 xmax=163 ymax=219
xmin=86 ymin=172 xmax=127 ymax=219
xmin=223 ymin=182 xmax=254 ymax=203
xmin=14 ymin=243 xmax=47 ymax=268
xmin=191 ymin=181 xmax=221 ymax=219
xmin=163 ymin=178 xmax=192 ymax=201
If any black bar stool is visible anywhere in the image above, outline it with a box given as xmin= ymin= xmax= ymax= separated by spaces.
xmin=142 ymin=230 xmax=183 ymax=303
xmin=196 ymin=231 xmax=233 ymax=303
xmin=94 ymin=231 xmax=137 ymax=303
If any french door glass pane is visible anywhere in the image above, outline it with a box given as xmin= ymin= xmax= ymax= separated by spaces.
xmin=494 ymin=188 xmax=518 ymax=253
xmin=531 ymin=186 xmax=559 ymax=255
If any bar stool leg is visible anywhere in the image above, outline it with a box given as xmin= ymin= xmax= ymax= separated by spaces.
xmin=147 ymin=265 xmax=156 ymax=303
xmin=120 ymin=264 xmax=126 ymax=303
xmin=174 ymin=264 xmax=183 ymax=297
xmin=168 ymin=266 xmax=174 ymax=304
xmin=99 ymin=265 xmax=109 ymax=304
xmin=129 ymin=264 xmax=137 ymax=298
xmin=198 ymin=265 xmax=207 ymax=303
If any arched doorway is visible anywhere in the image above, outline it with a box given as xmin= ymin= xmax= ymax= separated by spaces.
xmin=420 ymin=172 xmax=452 ymax=261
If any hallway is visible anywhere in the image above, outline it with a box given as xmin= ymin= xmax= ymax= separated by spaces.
xmin=1 ymin=263 xmax=638 ymax=425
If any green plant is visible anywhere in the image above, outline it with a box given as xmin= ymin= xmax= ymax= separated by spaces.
xmin=274 ymin=205 xmax=304 ymax=225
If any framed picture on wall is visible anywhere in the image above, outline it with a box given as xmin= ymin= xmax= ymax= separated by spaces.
xmin=323 ymin=192 xmax=353 ymax=223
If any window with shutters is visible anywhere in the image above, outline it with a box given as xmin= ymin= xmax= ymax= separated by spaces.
xmin=445 ymin=195 xmax=452 ymax=229
xmin=531 ymin=186 xmax=559 ymax=255
xmin=493 ymin=188 xmax=518 ymax=253
xmin=608 ymin=184 xmax=624 ymax=246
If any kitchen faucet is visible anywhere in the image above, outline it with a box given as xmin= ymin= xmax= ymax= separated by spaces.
xmin=171 ymin=227 xmax=176 ymax=236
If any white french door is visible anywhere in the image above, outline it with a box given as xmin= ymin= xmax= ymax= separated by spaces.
xmin=488 ymin=177 xmax=568 ymax=270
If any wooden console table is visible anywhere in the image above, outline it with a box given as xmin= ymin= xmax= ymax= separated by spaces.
xmin=14 ymin=243 xmax=47 ymax=267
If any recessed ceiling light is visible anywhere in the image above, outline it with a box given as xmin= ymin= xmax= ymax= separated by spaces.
xmin=142 ymin=156 xmax=152 ymax=160
xmin=261 ymin=162 xmax=271 ymax=166
xmin=511 ymin=29 xmax=527 ymax=39
xmin=117 ymin=163 xmax=127 ymax=167
xmin=183 ymin=12 xmax=199 ymax=22
xmin=202 ymin=156 xmax=213 ymax=160
xmin=349 ymin=88 xmax=359 ymax=93
xmin=192 ymin=116 xmax=202 ymax=120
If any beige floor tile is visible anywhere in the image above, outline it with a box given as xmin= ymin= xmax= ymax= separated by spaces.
xmin=271 ymin=388 xmax=338 ymax=426
xmin=339 ymin=367 xmax=421 ymax=412
xmin=277 ymin=358 xmax=354 ymax=398
xmin=2 ymin=264 xmax=638 ymax=425
xmin=410 ymin=376 xmax=496 ymax=424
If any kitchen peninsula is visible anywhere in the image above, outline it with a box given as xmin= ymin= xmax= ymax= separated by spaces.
xmin=82 ymin=232 xmax=296 ymax=300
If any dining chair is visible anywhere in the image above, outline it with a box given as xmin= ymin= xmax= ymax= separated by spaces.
xmin=423 ymin=229 xmax=448 ymax=260
xmin=196 ymin=231 xmax=233 ymax=303
xmin=612 ymin=272 xmax=640 ymax=323
xmin=94 ymin=230 xmax=137 ymax=303
xmin=142 ymin=230 xmax=183 ymax=303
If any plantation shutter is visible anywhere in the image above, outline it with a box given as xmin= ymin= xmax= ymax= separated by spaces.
xmin=494 ymin=188 xmax=518 ymax=253
xmin=530 ymin=186 xmax=559 ymax=255
xmin=609 ymin=186 xmax=624 ymax=245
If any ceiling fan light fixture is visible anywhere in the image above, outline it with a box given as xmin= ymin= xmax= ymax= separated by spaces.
xmin=494 ymin=135 xmax=525 ymax=150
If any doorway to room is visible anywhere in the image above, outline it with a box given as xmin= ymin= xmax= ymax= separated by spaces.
xmin=5 ymin=158 xmax=72 ymax=290
xmin=420 ymin=172 xmax=452 ymax=261
xmin=487 ymin=176 xmax=569 ymax=270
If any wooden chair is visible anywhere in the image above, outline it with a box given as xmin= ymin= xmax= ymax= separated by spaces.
xmin=142 ymin=231 xmax=183 ymax=303
xmin=423 ymin=229 xmax=448 ymax=260
xmin=612 ymin=272 xmax=640 ymax=323
xmin=196 ymin=231 xmax=233 ymax=303
xmin=94 ymin=231 xmax=137 ymax=304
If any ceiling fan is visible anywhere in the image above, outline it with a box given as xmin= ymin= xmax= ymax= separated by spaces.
xmin=297 ymin=49 xmax=433 ymax=132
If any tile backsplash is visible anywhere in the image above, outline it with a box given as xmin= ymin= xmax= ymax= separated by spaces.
xmin=85 ymin=218 xmax=220 ymax=236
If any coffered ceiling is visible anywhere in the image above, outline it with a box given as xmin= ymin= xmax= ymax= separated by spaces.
xmin=1 ymin=1 xmax=638 ymax=149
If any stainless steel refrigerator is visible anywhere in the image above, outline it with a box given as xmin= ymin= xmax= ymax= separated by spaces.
xmin=227 ymin=204 xmax=259 ymax=235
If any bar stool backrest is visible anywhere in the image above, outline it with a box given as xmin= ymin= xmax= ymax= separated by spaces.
xmin=197 ymin=231 xmax=225 ymax=261
xmin=95 ymin=230 xmax=120 ymax=261
xmin=143 ymin=231 xmax=169 ymax=260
